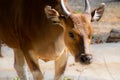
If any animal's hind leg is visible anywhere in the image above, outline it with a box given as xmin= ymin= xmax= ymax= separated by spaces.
xmin=14 ymin=49 xmax=28 ymax=80
xmin=55 ymin=49 xmax=68 ymax=80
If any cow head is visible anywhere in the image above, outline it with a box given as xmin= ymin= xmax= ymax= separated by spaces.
xmin=45 ymin=0 xmax=105 ymax=64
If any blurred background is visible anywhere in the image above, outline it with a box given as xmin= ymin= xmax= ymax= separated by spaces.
xmin=68 ymin=0 xmax=120 ymax=44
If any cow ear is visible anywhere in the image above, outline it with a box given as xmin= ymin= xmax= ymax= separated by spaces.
xmin=44 ymin=6 xmax=61 ymax=24
xmin=91 ymin=3 xmax=105 ymax=22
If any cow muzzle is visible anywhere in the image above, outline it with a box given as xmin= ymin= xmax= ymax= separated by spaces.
xmin=75 ymin=53 xmax=92 ymax=64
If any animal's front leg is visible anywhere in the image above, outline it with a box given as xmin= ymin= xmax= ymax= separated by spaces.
xmin=0 ymin=41 xmax=2 ymax=57
xmin=23 ymin=50 xmax=43 ymax=80
xmin=14 ymin=49 xmax=27 ymax=80
xmin=55 ymin=49 xmax=68 ymax=80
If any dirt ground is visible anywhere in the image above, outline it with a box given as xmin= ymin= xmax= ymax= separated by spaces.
xmin=0 ymin=43 xmax=120 ymax=80
xmin=0 ymin=0 xmax=120 ymax=80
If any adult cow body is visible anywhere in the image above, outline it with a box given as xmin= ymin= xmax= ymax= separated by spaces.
xmin=0 ymin=0 xmax=105 ymax=80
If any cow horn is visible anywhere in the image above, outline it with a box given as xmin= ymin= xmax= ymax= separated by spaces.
xmin=60 ymin=0 xmax=71 ymax=16
xmin=84 ymin=0 xmax=91 ymax=14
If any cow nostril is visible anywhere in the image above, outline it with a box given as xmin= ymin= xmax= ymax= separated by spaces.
xmin=80 ymin=54 xmax=92 ymax=64
xmin=80 ymin=56 xmax=88 ymax=63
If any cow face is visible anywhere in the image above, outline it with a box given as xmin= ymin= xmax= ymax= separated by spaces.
xmin=62 ymin=14 xmax=93 ymax=64
xmin=45 ymin=0 xmax=105 ymax=64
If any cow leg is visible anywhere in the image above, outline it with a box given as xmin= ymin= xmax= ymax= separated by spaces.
xmin=55 ymin=49 xmax=68 ymax=80
xmin=0 ymin=41 xmax=2 ymax=57
xmin=14 ymin=49 xmax=27 ymax=80
xmin=23 ymin=50 xmax=43 ymax=80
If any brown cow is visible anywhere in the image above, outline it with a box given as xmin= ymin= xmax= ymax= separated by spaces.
xmin=0 ymin=0 xmax=105 ymax=80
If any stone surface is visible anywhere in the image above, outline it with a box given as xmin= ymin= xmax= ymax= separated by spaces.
xmin=107 ymin=29 xmax=120 ymax=42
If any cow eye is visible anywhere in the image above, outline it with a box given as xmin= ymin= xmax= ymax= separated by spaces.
xmin=69 ymin=32 xmax=75 ymax=39
xmin=59 ymin=14 xmax=66 ymax=19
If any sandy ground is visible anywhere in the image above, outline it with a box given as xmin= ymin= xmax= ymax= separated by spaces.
xmin=0 ymin=43 xmax=120 ymax=80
